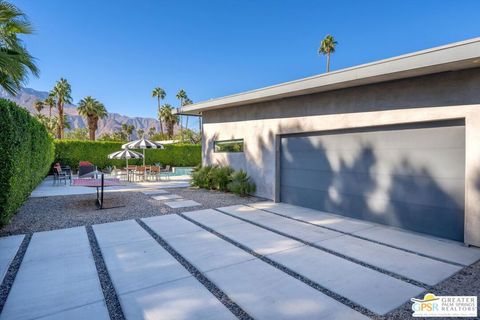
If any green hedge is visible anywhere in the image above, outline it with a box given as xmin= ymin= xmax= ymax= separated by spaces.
xmin=0 ymin=99 xmax=55 ymax=226
xmin=54 ymin=140 xmax=201 ymax=171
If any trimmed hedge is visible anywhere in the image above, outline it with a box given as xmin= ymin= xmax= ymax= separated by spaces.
xmin=54 ymin=140 xmax=201 ymax=171
xmin=0 ymin=99 xmax=55 ymax=226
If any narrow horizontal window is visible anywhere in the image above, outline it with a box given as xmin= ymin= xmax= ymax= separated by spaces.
xmin=214 ymin=139 xmax=244 ymax=153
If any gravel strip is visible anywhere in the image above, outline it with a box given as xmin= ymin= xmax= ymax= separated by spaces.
xmin=0 ymin=188 xmax=262 ymax=236
xmin=177 ymin=212 xmax=377 ymax=319
xmin=0 ymin=234 xmax=31 ymax=313
xmin=216 ymin=208 xmax=429 ymax=289
xmin=86 ymin=225 xmax=125 ymax=320
xmin=248 ymin=205 xmax=465 ymax=267
xmin=136 ymin=219 xmax=253 ymax=320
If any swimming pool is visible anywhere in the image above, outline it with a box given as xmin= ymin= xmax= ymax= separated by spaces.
xmin=169 ymin=167 xmax=194 ymax=176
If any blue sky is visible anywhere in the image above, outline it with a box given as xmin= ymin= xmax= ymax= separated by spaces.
xmin=14 ymin=0 xmax=480 ymax=127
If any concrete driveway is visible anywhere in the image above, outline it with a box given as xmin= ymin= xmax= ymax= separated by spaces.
xmin=1 ymin=202 xmax=480 ymax=319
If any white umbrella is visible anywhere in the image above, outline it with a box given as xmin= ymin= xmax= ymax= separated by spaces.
xmin=121 ymin=138 xmax=164 ymax=166
xmin=108 ymin=149 xmax=144 ymax=169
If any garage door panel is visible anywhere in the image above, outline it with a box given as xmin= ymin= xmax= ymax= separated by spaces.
xmin=281 ymin=148 xmax=465 ymax=180
xmin=281 ymin=125 xmax=464 ymax=152
xmin=281 ymin=169 xmax=464 ymax=210
xmin=280 ymin=186 xmax=464 ymax=241
xmin=280 ymin=121 xmax=465 ymax=241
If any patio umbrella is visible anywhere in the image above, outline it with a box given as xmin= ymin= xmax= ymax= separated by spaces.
xmin=107 ymin=149 xmax=144 ymax=169
xmin=121 ymin=138 xmax=164 ymax=166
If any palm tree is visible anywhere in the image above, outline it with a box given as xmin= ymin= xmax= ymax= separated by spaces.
xmin=176 ymin=89 xmax=188 ymax=141
xmin=136 ymin=129 xmax=144 ymax=138
xmin=77 ymin=96 xmax=108 ymax=141
xmin=0 ymin=1 xmax=39 ymax=95
xmin=160 ymin=104 xmax=178 ymax=139
xmin=34 ymin=99 xmax=43 ymax=114
xmin=183 ymin=97 xmax=193 ymax=134
xmin=318 ymin=35 xmax=338 ymax=72
xmin=121 ymin=123 xmax=135 ymax=140
xmin=148 ymin=126 xmax=156 ymax=138
xmin=152 ymin=87 xmax=166 ymax=134
xmin=43 ymin=94 xmax=55 ymax=119
xmin=51 ymin=78 xmax=72 ymax=139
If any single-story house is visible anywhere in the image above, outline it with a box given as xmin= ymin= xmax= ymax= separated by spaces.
xmin=178 ymin=38 xmax=480 ymax=247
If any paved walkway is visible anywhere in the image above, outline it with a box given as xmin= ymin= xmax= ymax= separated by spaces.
xmin=1 ymin=202 xmax=480 ymax=319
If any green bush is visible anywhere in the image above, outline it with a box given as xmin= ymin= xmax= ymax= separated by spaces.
xmin=54 ymin=140 xmax=201 ymax=171
xmin=227 ymin=170 xmax=256 ymax=196
xmin=0 ymin=99 xmax=55 ymax=226
xmin=191 ymin=165 xmax=256 ymax=196
xmin=211 ymin=166 xmax=234 ymax=191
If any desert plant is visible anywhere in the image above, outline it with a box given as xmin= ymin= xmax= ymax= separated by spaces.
xmin=210 ymin=166 xmax=234 ymax=191
xmin=77 ymin=96 xmax=107 ymax=140
xmin=227 ymin=170 xmax=256 ymax=196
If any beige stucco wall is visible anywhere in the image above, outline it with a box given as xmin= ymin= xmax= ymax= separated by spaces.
xmin=201 ymin=68 xmax=480 ymax=246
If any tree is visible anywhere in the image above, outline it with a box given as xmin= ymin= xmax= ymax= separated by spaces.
xmin=0 ymin=1 xmax=39 ymax=95
xmin=99 ymin=130 xmax=127 ymax=142
xmin=77 ymin=96 xmax=108 ymax=141
xmin=183 ymin=97 xmax=193 ymax=133
xmin=148 ymin=126 xmax=156 ymax=138
xmin=176 ymin=89 xmax=190 ymax=141
xmin=152 ymin=87 xmax=166 ymax=134
xmin=136 ymin=128 xmax=144 ymax=138
xmin=160 ymin=103 xmax=178 ymax=138
xmin=318 ymin=35 xmax=338 ymax=72
xmin=51 ymin=78 xmax=72 ymax=139
xmin=34 ymin=99 xmax=43 ymax=114
xmin=43 ymin=94 xmax=55 ymax=119
xmin=64 ymin=128 xmax=89 ymax=140
xmin=121 ymin=123 xmax=135 ymax=140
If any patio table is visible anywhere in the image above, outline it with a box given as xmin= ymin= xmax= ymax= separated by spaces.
xmin=72 ymin=175 xmax=124 ymax=209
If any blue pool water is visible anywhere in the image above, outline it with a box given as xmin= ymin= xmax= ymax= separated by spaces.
xmin=169 ymin=167 xmax=194 ymax=176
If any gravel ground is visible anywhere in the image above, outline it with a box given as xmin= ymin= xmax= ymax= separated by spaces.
xmin=0 ymin=187 xmax=263 ymax=236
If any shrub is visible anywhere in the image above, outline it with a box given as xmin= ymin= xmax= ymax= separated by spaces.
xmin=192 ymin=165 xmax=256 ymax=196
xmin=54 ymin=140 xmax=201 ymax=171
xmin=191 ymin=165 xmax=214 ymax=189
xmin=227 ymin=170 xmax=256 ymax=196
xmin=0 ymin=99 xmax=55 ymax=225
xmin=211 ymin=166 xmax=234 ymax=191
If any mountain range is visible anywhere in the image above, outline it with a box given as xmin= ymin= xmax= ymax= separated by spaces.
xmin=1 ymin=87 xmax=163 ymax=139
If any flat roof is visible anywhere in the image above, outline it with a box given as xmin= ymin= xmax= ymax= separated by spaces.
xmin=178 ymin=37 xmax=480 ymax=115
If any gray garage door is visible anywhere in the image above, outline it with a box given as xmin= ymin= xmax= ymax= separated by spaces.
xmin=280 ymin=120 xmax=465 ymax=241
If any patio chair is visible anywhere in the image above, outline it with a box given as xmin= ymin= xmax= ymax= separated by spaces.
xmin=149 ymin=166 xmax=161 ymax=181
xmin=161 ymin=165 xmax=172 ymax=180
xmin=53 ymin=165 xmax=70 ymax=185
xmin=134 ymin=166 xmax=148 ymax=181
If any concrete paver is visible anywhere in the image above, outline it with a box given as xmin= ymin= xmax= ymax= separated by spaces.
xmin=0 ymin=227 xmax=109 ymax=320
xmin=219 ymin=205 xmax=343 ymax=243
xmin=165 ymin=200 xmax=201 ymax=208
xmin=152 ymin=194 xmax=182 ymax=200
xmin=148 ymin=214 xmax=368 ymax=320
xmin=354 ymin=226 xmax=480 ymax=266
xmin=250 ymin=202 xmax=375 ymax=233
xmin=269 ymin=246 xmax=424 ymax=315
xmin=319 ymin=235 xmax=462 ymax=286
xmin=0 ymin=235 xmax=24 ymax=282
xmin=93 ymin=220 xmax=234 ymax=319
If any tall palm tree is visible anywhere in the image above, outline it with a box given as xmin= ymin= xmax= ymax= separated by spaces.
xmin=136 ymin=128 xmax=144 ymax=138
xmin=148 ymin=126 xmax=156 ymax=138
xmin=34 ymin=99 xmax=43 ymax=114
xmin=0 ymin=1 xmax=39 ymax=95
xmin=318 ymin=35 xmax=338 ymax=72
xmin=51 ymin=78 xmax=72 ymax=139
xmin=152 ymin=87 xmax=166 ymax=134
xmin=160 ymin=104 xmax=178 ymax=139
xmin=43 ymin=94 xmax=55 ymax=119
xmin=77 ymin=96 xmax=108 ymax=141
xmin=183 ymin=97 xmax=193 ymax=133
xmin=121 ymin=123 xmax=135 ymax=140
xmin=176 ymin=89 xmax=188 ymax=141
